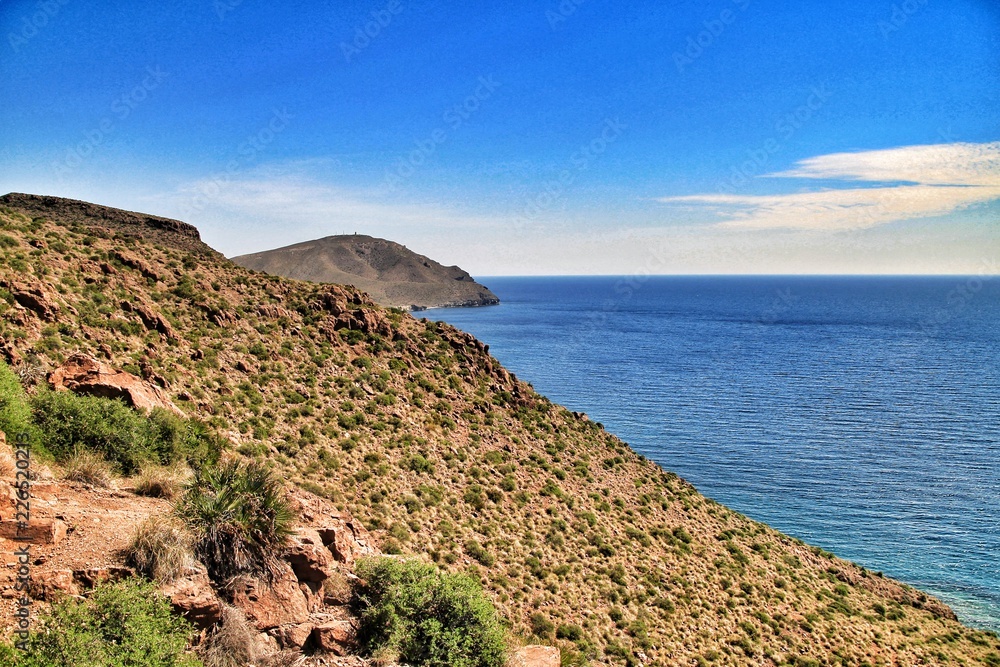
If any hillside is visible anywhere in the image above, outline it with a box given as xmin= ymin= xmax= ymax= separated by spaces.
xmin=231 ymin=235 xmax=499 ymax=310
xmin=1 ymin=194 xmax=999 ymax=666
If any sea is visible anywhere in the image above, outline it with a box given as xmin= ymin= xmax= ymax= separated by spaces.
xmin=432 ymin=276 xmax=1000 ymax=633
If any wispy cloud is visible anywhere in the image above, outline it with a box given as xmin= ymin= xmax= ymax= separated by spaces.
xmin=657 ymin=142 xmax=1000 ymax=230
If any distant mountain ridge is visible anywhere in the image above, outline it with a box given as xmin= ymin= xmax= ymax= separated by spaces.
xmin=231 ymin=235 xmax=499 ymax=310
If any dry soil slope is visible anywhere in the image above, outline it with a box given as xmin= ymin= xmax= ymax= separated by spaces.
xmin=0 ymin=195 xmax=998 ymax=667
xmin=232 ymin=235 xmax=499 ymax=310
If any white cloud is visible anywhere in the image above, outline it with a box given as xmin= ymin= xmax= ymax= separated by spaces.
xmin=657 ymin=142 xmax=1000 ymax=230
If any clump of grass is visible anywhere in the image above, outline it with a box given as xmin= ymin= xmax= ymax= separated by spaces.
xmin=62 ymin=450 xmax=115 ymax=487
xmin=199 ymin=606 xmax=260 ymax=667
xmin=123 ymin=517 xmax=195 ymax=584
xmin=176 ymin=459 xmax=296 ymax=587
xmin=135 ymin=463 xmax=192 ymax=500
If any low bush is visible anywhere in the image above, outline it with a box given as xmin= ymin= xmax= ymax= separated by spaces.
xmin=30 ymin=389 xmax=222 ymax=474
xmin=0 ymin=360 xmax=37 ymax=444
xmin=176 ymin=459 xmax=295 ymax=587
xmin=8 ymin=577 xmax=200 ymax=667
xmin=354 ymin=557 xmax=507 ymax=667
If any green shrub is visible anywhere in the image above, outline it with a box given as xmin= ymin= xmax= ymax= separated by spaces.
xmin=0 ymin=360 xmax=36 ymax=443
xmin=8 ymin=577 xmax=200 ymax=667
xmin=30 ymin=389 xmax=221 ymax=474
xmin=354 ymin=557 xmax=507 ymax=667
xmin=176 ymin=459 xmax=295 ymax=587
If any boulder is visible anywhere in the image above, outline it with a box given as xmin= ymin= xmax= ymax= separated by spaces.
xmin=312 ymin=619 xmax=357 ymax=655
xmin=120 ymin=300 xmax=176 ymax=340
xmin=510 ymin=645 xmax=561 ymax=667
xmin=48 ymin=353 xmax=185 ymax=417
xmin=0 ymin=518 xmax=67 ymax=544
xmin=7 ymin=283 xmax=59 ymax=321
xmin=159 ymin=569 xmax=223 ymax=629
xmin=286 ymin=528 xmax=333 ymax=583
xmin=318 ymin=521 xmax=376 ymax=566
xmin=230 ymin=562 xmax=310 ymax=631
xmin=29 ymin=569 xmax=79 ymax=601
xmin=271 ymin=622 xmax=314 ymax=650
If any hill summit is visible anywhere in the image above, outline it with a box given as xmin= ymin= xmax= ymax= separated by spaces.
xmin=232 ymin=234 xmax=499 ymax=310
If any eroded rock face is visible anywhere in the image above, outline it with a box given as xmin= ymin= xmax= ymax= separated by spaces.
xmin=8 ymin=283 xmax=60 ymax=321
xmin=271 ymin=622 xmax=314 ymax=650
xmin=318 ymin=522 xmax=376 ymax=567
xmin=159 ymin=568 xmax=224 ymax=629
xmin=0 ymin=518 xmax=66 ymax=544
xmin=312 ymin=619 xmax=357 ymax=655
xmin=230 ymin=562 xmax=310 ymax=631
xmin=287 ymin=528 xmax=333 ymax=583
xmin=29 ymin=569 xmax=79 ymax=601
xmin=120 ymin=299 xmax=176 ymax=340
xmin=48 ymin=353 xmax=185 ymax=416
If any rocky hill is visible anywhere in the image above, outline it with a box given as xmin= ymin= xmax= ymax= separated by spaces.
xmin=231 ymin=234 xmax=499 ymax=310
xmin=1 ymin=194 xmax=999 ymax=666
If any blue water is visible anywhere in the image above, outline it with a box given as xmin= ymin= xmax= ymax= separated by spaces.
xmin=433 ymin=276 xmax=1000 ymax=632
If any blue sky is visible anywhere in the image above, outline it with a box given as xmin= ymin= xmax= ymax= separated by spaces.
xmin=1 ymin=0 xmax=998 ymax=275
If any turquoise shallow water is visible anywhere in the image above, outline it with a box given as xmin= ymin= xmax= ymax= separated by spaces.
xmin=433 ymin=276 xmax=1000 ymax=632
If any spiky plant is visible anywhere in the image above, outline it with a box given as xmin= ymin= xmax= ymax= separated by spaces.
xmin=176 ymin=459 xmax=295 ymax=588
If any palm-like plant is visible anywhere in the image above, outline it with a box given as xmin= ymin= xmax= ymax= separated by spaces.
xmin=176 ymin=459 xmax=296 ymax=588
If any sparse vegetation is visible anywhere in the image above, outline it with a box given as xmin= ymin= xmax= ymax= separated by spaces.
xmin=61 ymin=449 xmax=115 ymax=487
xmin=0 ymin=198 xmax=996 ymax=667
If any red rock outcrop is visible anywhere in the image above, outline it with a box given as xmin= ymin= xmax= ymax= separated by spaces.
xmin=7 ymin=283 xmax=60 ymax=321
xmin=48 ymin=353 xmax=185 ymax=416
xmin=286 ymin=528 xmax=334 ymax=583
xmin=229 ymin=562 xmax=310 ymax=631
xmin=160 ymin=568 xmax=224 ymax=629
xmin=311 ymin=619 xmax=357 ymax=655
